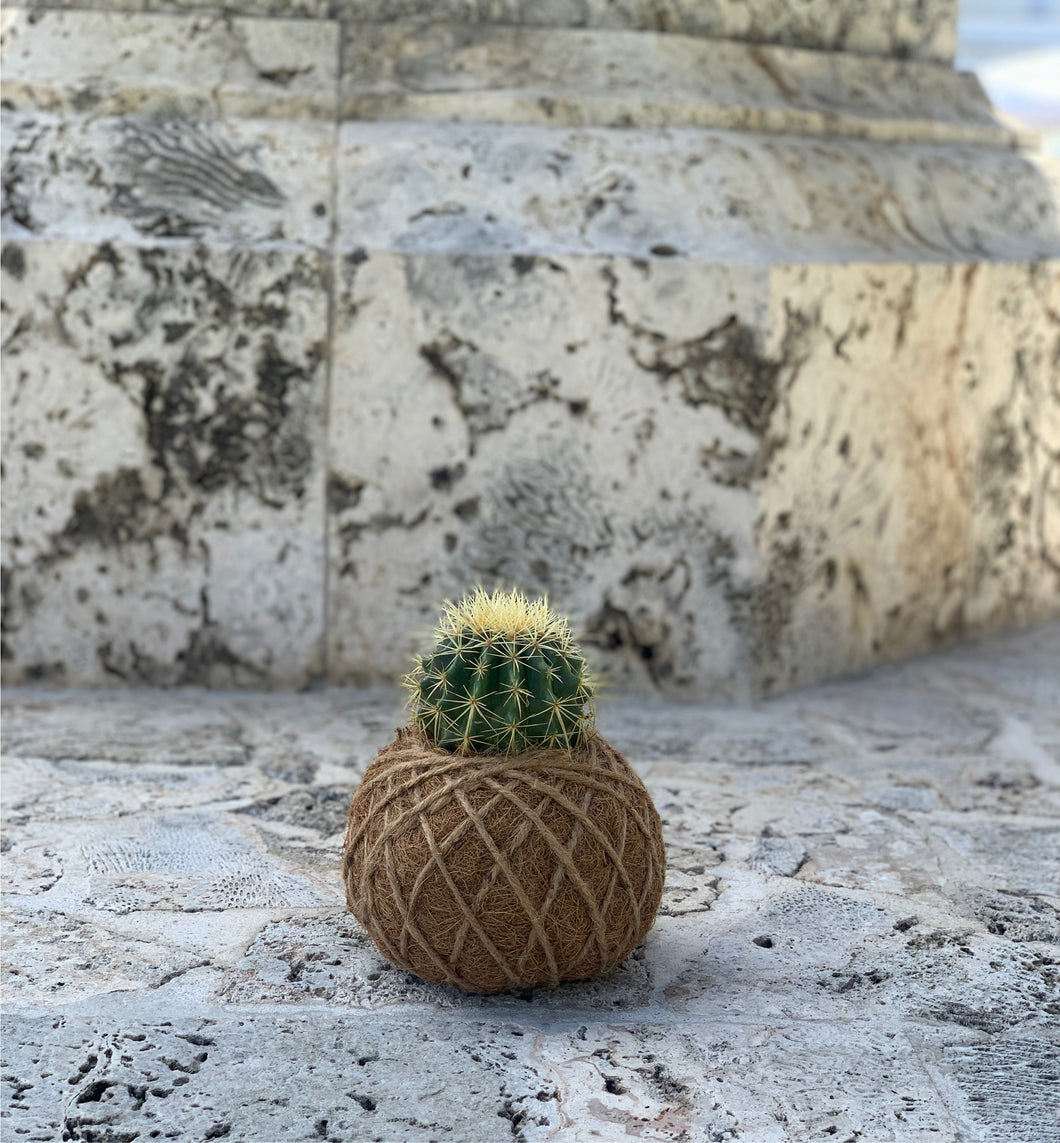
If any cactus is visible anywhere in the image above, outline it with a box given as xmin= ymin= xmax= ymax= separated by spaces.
xmin=406 ymin=588 xmax=596 ymax=755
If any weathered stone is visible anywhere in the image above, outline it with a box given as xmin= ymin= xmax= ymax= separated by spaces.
xmin=340 ymin=23 xmax=1002 ymax=143
xmin=746 ymin=832 xmax=807 ymax=876
xmin=2 ymin=627 xmax=1058 ymax=1141
xmin=924 ymin=1030 xmax=1060 ymax=1143
xmin=1 ymin=240 xmax=329 ymax=686
xmin=1 ymin=3 xmax=1057 ymax=694
xmin=0 ymin=10 xmax=340 ymax=120
xmin=334 ymin=122 xmax=1057 ymax=263
xmin=327 ymin=252 xmax=1059 ymax=695
xmin=18 ymin=0 xmax=961 ymax=63
xmin=2 ymin=110 xmax=334 ymax=246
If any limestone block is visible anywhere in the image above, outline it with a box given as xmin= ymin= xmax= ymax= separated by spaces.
xmin=756 ymin=261 xmax=1060 ymax=692
xmin=334 ymin=121 xmax=1059 ymax=263
xmin=928 ymin=817 xmax=1060 ymax=896
xmin=0 ymin=683 xmax=403 ymax=777
xmin=24 ymin=0 xmax=333 ymax=16
xmin=331 ymin=0 xmax=963 ymax=62
xmin=1 ymin=240 xmax=329 ymax=685
xmin=0 ymin=1011 xmax=716 ymax=1142
xmin=327 ymin=249 xmax=1060 ymax=696
xmin=327 ymin=248 xmax=764 ymax=692
xmin=924 ymin=1031 xmax=1060 ymax=1143
xmin=2 ymin=110 xmax=335 ymax=245
xmin=1 ymin=753 xmax=269 ymax=823
xmin=7 ymin=0 xmax=960 ymax=62
xmin=662 ymin=869 xmax=1060 ymax=1030
xmin=0 ymin=10 xmax=340 ymax=120
xmin=20 ymin=0 xmax=959 ymax=64
xmin=0 ymin=911 xmax=221 ymax=1005
xmin=341 ymin=22 xmax=1006 ymax=145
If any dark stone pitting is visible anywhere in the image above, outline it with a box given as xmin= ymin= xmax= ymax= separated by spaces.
xmin=1 ymin=241 xmax=328 ymax=687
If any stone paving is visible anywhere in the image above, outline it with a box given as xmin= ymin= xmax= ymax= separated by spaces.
xmin=2 ymin=624 xmax=1059 ymax=1142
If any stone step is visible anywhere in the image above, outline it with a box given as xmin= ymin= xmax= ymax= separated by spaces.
xmin=6 ymin=109 xmax=1058 ymax=261
xmin=0 ymin=9 xmax=1007 ymax=144
xmin=12 ymin=0 xmax=961 ymax=61
xmin=340 ymin=22 xmax=1016 ymax=147
xmin=3 ymin=237 xmax=1057 ymax=693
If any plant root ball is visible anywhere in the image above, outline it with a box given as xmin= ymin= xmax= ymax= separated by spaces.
xmin=342 ymin=727 xmax=666 ymax=994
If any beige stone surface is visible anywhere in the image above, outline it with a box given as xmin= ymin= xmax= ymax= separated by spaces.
xmin=14 ymin=0 xmax=961 ymax=63
xmin=0 ymin=9 xmax=340 ymax=120
xmin=327 ymin=252 xmax=1060 ymax=696
xmin=341 ymin=22 xmax=1012 ymax=145
xmin=1 ymin=241 xmax=330 ymax=685
xmin=2 ymin=626 xmax=1058 ymax=1141
xmin=754 ymin=259 xmax=1060 ymax=693
xmin=1 ymin=3 xmax=1057 ymax=695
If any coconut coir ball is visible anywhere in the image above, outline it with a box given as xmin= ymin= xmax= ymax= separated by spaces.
xmin=343 ymin=727 xmax=666 ymax=993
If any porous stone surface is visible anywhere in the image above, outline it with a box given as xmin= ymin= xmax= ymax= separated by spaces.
xmin=0 ymin=10 xmax=341 ymax=120
xmin=1 ymin=240 xmax=330 ymax=686
xmin=338 ymin=23 xmax=1008 ymax=145
xmin=329 ymin=254 xmax=1060 ymax=695
xmin=2 ymin=3 xmax=1058 ymax=695
xmin=2 ymin=626 xmax=1059 ymax=1142
xmin=331 ymin=123 xmax=1058 ymax=262
xmin=10 ymin=0 xmax=961 ymax=62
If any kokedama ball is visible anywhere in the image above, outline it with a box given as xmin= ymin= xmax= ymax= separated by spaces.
xmin=342 ymin=588 xmax=666 ymax=993
xmin=343 ymin=727 xmax=665 ymax=993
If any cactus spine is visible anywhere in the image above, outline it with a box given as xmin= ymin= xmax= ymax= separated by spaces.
xmin=406 ymin=588 xmax=596 ymax=755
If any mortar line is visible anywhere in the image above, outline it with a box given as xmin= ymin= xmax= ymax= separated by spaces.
xmin=319 ymin=14 xmax=343 ymax=689
xmin=901 ymin=1028 xmax=971 ymax=1143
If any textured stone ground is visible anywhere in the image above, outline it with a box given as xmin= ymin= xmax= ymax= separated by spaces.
xmin=2 ymin=624 xmax=1059 ymax=1142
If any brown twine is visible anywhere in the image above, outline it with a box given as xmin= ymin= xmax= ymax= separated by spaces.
xmin=342 ymin=727 xmax=666 ymax=993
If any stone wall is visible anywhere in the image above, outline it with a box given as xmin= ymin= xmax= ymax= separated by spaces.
xmin=2 ymin=3 xmax=1058 ymax=694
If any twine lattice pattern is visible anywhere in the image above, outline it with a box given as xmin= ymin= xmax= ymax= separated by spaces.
xmin=343 ymin=728 xmax=666 ymax=993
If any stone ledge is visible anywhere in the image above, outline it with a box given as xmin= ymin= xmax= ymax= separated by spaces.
xmin=341 ymin=22 xmax=1018 ymax=147
xmin=0 ymin=9 xmax=341 ymax=120
xmin=7 ymin=113 xmax=1057 ymax=261
xmin=330 ymin=123 xmax=1059 ymax=263
xmin=0 ymin=9 xmax=997 ymax=144
xmin=7 ymin=0 xmax=960 ymax=63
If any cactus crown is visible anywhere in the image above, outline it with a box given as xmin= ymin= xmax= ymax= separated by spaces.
xmin=405 ymin=588 xmax=596 ymax=756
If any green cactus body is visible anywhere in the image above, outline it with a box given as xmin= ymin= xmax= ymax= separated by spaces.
xmin=407 ymin=590 xmax=595 ymax=755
